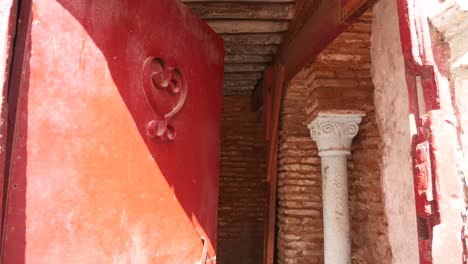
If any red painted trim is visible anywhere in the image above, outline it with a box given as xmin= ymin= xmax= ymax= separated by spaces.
xmin=263 ymin=66 xmax=274 ymax=141
xmin=264 ymin=64 xmax=285 ymax=264
xmin=0 ymin=0 xmax=19 ymax=247
xmin=397 ymin=0 xmax=464 ymax=263
xmin=1 ymin=2 xmax=30 ymax=259
xmin=397 ymin=0 xmax=440 ymax=111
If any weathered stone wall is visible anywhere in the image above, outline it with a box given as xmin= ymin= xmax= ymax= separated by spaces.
xmin=429 ymin=0 xmax=468 ymax=215
xmin=371 ymin=0 xmax=420 ymax=262
xmin=429 ymin=1 xmax=468 ymax=260
xmin=217 ymin=96 xmax=267 ymax=264
xmin=371 ymin=1 xmax=468 ymax=262
xmin=276 ymin=10 xmax=392 ymax=264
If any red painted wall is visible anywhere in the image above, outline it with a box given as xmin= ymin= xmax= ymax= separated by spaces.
xmin=1 ymin=0 xmax=223 ymax=263
xmin=0 ymin=0 xmax=18 ymax=235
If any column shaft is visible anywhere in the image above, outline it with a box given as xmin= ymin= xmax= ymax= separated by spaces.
xmin=308 ymin=113 xmax=364 ymax=264
xmin=321 ymin=155 xmax=350 ymax=264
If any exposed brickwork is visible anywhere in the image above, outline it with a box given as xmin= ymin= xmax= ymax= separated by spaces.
xmin=277 ymin=70 xmax=324 ymax=264
xmin=305 ymin=12 xmax=374 ymax=122
xmin=277 ymin=10 xmax=392 ymax=263
xmin=348 ymin=110 xmax=392 ymax=263
xmin=217 ymin=96 xmax=268 ymax=264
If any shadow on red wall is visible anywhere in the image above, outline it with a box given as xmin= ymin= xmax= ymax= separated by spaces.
xmin=1 ymin=0 xmax=223 ymax=262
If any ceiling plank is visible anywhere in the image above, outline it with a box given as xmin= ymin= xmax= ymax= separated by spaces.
xmin=225 ymin=44 xmax=278 ymax=55
xmin=223 ymin=85 xmax=256 ymax=91
xmin=225 ymin=63 xmax=267 ymax=72
xmin=225 ymin=54 xmax=273 ymax=63
xmin=186 ymin=2 xmax=295 ymax=20
xmin=206 ymin=20 xmax=289 ymax=34
xmin=221 ymin=33 xmax=284 ymax=45
xmin=183 ymin=0 xmax=294 ymax=2
xmin=223 ymin=90 xmax=255 ymax=96
xmin=224 ymin=80 xmax=259 ymax=87
xmin=224 ymin=72 xmax=263 ymax=80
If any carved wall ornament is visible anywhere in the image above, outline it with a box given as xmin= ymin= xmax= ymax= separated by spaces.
xmin=307 ymin=113 xmax=364 ymax=156
xmin=142 ymin=57 xmax=187 ymax=141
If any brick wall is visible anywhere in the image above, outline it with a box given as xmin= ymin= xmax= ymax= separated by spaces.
xmin=217 ymin=96 xmax=268 ymax=264
xmin=276 ymin=10 xmax=392 ymax=263
xmin=304 ymin=12 xmax=374 ymax=120
xmin=277 ymin=69 xmax=324 ymax=263
xmin=348 ymin=110 xmax=392 ymax=263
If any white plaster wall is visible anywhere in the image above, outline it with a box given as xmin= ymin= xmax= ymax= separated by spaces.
xmin=371 ymin=1 xmax=420 ymax=263
xmin=455 ymin=75 xmax=468 ymax=180
xmin=429 ymin=0 xmax=468 ymax=191
xmin=428 ymin=0 xmax=468 ymax=74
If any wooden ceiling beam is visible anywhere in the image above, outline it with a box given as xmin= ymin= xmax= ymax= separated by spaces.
xmin=251 ymin=0 xmax=372 ymax=110
xmin=278 ymin=0 xmax=371 ymax=81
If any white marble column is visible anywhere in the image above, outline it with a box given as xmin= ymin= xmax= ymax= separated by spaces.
xmin=307 ymin=112 xmax=364 ymax=264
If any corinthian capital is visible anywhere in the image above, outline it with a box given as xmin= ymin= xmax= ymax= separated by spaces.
xmin=307 ymin=112 xmax=365 ymax=157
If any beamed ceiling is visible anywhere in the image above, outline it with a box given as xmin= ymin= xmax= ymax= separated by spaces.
xmin=183 ymin=0 xmax=372 ymax=97
xmin=183 ymin=0 xmax=298 ymax=96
